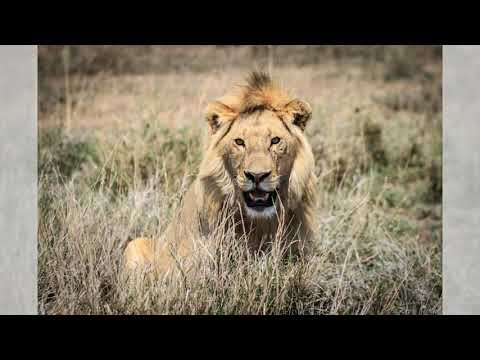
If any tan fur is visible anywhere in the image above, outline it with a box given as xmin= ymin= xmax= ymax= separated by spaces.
xmin=124 ymin=72 xmax=317 ymax=275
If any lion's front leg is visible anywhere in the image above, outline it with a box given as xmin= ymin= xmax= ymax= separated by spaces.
xmin=123 ymin=237 xmax=156 ymax=271
xmin=123 ymin=235 xmax=193 ymax=276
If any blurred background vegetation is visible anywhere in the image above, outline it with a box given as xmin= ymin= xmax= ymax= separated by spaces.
xmin=39 ymin=45 xmax=441 ymax=77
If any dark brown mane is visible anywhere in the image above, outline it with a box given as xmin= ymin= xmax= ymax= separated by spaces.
xmin=217 ymin=71 xmax=293 ymax=115
xmin=246 ymin=71 xmax=273 ymax=92
xmin=205 ymin=71 xmax=300 ymax=133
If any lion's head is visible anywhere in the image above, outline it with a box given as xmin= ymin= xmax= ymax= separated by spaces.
xmin=199 ymin=72 xmax=316 ymax=221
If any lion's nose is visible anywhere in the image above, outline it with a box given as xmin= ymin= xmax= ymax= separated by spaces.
xmin=244 ymin=170 xmax=272 ymax=184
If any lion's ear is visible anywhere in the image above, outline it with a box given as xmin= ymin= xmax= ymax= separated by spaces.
xmin=284 ymin=99 xmax=312 ymax=131
xmin=205 ymin=101 xmax=236 ymax=135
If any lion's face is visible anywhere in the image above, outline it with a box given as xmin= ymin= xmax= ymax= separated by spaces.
xmin=199 ymin=72 xmax=315 ymax=221
xmin=222 ymin=110 xmax=296 ymax=218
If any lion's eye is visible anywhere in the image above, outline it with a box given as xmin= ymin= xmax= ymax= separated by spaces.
xmin=235 ymin=138 xmax=245 ymax=146
xmin=271 ymin=137 xmax=281 ymax=145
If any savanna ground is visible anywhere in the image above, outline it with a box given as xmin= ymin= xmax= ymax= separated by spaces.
xmin=38 ymin=46 xmax=442 ymax=314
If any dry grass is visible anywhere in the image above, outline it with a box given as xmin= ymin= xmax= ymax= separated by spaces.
xmin=38 ymin=46 xmax=442 ymax=314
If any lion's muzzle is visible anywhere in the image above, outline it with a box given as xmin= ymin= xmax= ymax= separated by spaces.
xmin=239 ymin=170 xmax=278 ymax=215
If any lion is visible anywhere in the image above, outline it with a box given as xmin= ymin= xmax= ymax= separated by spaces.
xmin=124 ymin=72 xmax=317 ymax=274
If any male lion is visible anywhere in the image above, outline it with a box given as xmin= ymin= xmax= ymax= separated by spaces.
xmin=124 ymin=72 xmax=317 ymax=274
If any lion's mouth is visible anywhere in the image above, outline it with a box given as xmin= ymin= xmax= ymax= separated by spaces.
xmin=242 ymin=190 xmax=276 ymax=210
